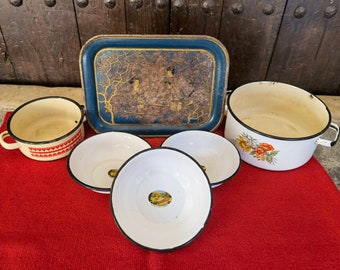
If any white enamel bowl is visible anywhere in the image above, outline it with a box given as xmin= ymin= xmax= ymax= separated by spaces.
xmin=110 ymin=148 xmax=212 ymax=251
xmin=162 ymin=130 xmax=240 ymax=187
xmin=67 ymin=132 xmax=151 ymax=193
xmin=0 ymin=96 xmax=85 ymax=161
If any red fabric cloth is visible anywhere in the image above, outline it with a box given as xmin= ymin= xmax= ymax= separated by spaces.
xmin=1 ymin=112 xmax=339 ymax=269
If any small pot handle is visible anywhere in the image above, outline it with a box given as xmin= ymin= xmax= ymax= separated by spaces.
xmin=316 ymin=122 xmax=339 ymax=147
xmin=80 ymin=104 xmax=87 ymax=123
xmin=0 ymin=131 xmax=19 ymax=150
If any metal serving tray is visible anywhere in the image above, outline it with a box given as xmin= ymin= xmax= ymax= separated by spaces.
xmin=80 ymin=35 xmax=229 ymax=136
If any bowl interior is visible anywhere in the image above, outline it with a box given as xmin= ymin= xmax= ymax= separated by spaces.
xmin=9 ymin=97 xmax=83 ymax=142
xmin=68 ymin=132 xmax=151 ymax=193
xmin=162 ymin=130 xmax=240 ymax=186
xmin=111 ymin=148 xmax=212 ymax=251
xmin=228 ymin=82 xmax=330 ymax=138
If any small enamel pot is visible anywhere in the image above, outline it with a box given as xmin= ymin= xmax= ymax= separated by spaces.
xmin=224 ymin=81 xmax=339 ymax=171
xmin=0 ymin=96 xmax=85 ymax=161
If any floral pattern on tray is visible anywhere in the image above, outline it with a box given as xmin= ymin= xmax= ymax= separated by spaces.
xmin=236 ymin=133 xmax=279 ymax=165
xmin=95 ymin=49 xmax=215 ymax=126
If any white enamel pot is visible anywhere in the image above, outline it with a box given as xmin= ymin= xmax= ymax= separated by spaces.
xmin=0 ymin=96 xmax=85 ymax=161
xmin=224 ymin=81 xmax=339 ymax=171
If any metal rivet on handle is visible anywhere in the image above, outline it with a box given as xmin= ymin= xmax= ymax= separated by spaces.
xmin=230 ymin=3 xmax=244 ymax=14
xmin=324 ymin=5 xmax=337 ymax=18
xmin=263 ymin=3 xmax=274 ymax=15
xmin=294 ymin=5 xmax=307 ymax=18
xmin=130 ymin=0 xmax=143 ymax=9
xmin=9 ymin=0 xmax=22 ymax=6
xmin=76 ymin=0 xmax=89 ymax=8
xmin=44 ymin=0 xmax=56 ymax=7
xmin=202 ymin=0 xmax=216 ymax=15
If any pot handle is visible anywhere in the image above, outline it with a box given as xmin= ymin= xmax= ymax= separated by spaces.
xmin=0 ymin=131 xmax=19 ymax=150
xmin=316 ymin=123 xmax=339 ymax=147
xmin=80 ymin=104 xmax=87 ymax=123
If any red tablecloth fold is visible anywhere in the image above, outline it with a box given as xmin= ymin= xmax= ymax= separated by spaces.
xmin=1 ymin=112 xmax=339 ymax=269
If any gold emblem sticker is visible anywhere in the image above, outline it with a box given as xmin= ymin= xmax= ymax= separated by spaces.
xmin=148 ymin=190 xmax=172 ymax=207
xmin=108 ymin=169 xmax=118 ymax=178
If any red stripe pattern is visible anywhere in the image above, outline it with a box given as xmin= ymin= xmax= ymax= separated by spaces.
xmin=28 ymin=129 xmax=83 ymax=158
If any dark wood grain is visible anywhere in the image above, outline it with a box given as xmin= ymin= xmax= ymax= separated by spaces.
xmin=125 ymin=0 xmax=169 ymax=34
xmin=267 ymin=0 xmax=340 ymax=94
xmin=170 ymin=0 xmax=223 ymax=37
xmin=0 ymin=0 xmax=80 ymax=86
xmin=218 ymin=0 xmax=287 ymax=90
xmin=0 ymin=27 xmax=16 ymax=82
xmin=75 ymin=0 xmax=126 ymax=46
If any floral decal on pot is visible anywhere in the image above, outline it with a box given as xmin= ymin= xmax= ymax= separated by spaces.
xmin=236 ymin=133 xmax=279 ymax=164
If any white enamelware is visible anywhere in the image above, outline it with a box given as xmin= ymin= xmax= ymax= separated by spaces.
xmin=111 ymin=148 xmax=212 ymax=251
xmin=0 ymin=96 xmax=85 ymax=161
xmin=67 ymin=131 xmax=151 ymax=193
xmin=224 ymin=81 xmax=339 ymax=171
xmin=161 ymin=130 xmax=240 ymax=187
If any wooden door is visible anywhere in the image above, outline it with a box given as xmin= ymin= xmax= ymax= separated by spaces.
xmin=218 ymin=0 xmax=287 ymax=90
xmin=125 ymin=0 xmax=170 ymax=34
xmin=74 ymin=0 xmax=126 ymax=46
xmin=0 ymin=0 xmax=80 ymax=86
xmin=267 ymin=0 xmax=340 ymax=94
xmin=0 ymin=27 xmax=16 ymax=82
xmin=170 ymin=0 xmax=223 ymax=37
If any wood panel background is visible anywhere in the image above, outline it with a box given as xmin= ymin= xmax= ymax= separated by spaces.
xmin=0 ymin=0 xmax=80 ymax=85
xmin=219 ymin=0 xmax=286 ymax=89
xmin=0 ymin=0 xmax=339 ymax=95
xmin=267 ymin=0 xmax=340 ymax=93
xmin=75 ymin=0 xmax=126 ymax=45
